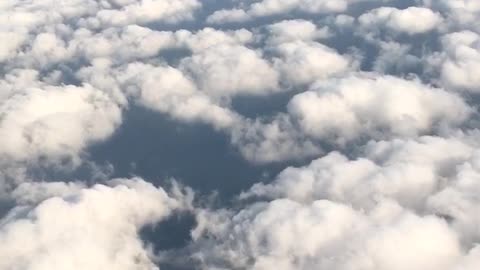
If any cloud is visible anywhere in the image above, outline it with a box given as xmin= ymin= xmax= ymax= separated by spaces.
xmin=206 ymin=0 xmax=350 ymax=24
xmin=1 ymin=0 xmax=480 ymax=269
xmin=271 ymin=41 xmax=353 ymax=86
xmin=371 ymin=41 xmax=421 ymax=73
xmin=89 ymin=0 xmax=201 ymax=28
xmin=0 ymin=31 xmax=28 ymax=62
xmin=245 ymin=136 xmax=475 ymax=209
xmin=423 ymin=0 xmax=480 ymax=31
xmin=287 ymin=74 xmax=470 ymax=141
xmin=230 ymin=73 xmax=472 ymax=163
xmin=0 ymin=178 xmax=189 ymax=270
xmin=230 ymin=114 xmax=322 ymax=163
xmin=249 ymin=0 xmax=348 ymax=17
xmin=119 ymin=62 xmax=241 ymax=129
xmin=206 ymin=9 xmax=250 ymax=24
xmin=429 ymin=31 xmax=480 ymax=92
xmin=0 ymin=0 xmax=201 ymax=68
xmin=180 ymin=43 xmax=280 ymax=98
xmin=181 ymin=134 xmax=480 ymax=269
xmin=358 ymin=7 xmax=443 ymax=35
xmin=189 ymin=199 xmax=464 ymax=270
xmin=265 ymin=19 xmax=331 ymax=45
xmin=0 ymin=71 xmax=122 ymax=165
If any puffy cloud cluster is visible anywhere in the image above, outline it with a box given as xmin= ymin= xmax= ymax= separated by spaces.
xmin=0 ymin=78 xmax=121 ymax=164
xmin=0 ymin=69 xmax=122 ymax=193
xmin=191 ymin=200 xmax=466 ymax=270
xmin=230 ymin=74 xmax=472 ymax=163
xmin=0 ymin=0 xmax=201 ymax=67
xmin=264 ymin=19 xmax=331 ymax=45
xmin=423 ymin=0 xmax=480 ymax=31
xmin=359 ymin=7 xmax=444 ymax=35
xmin=180 ymin=44 xmax=279 ymax=97
xmin=0 ymin=178 xmax=190 ymax=270
xmin=271 ymin=41 xmax=352 ymax=85
xmin=207 ymin=0 xmax=364 ymax=24
xmin=289 ymin=74 xmax=469 ymax=139
xmin=430 ymin=31 xmax=480 ymax=92
xmin=183 ymin=135 xmax=480 ymax=269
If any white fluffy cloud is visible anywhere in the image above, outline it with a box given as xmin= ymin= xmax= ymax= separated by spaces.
xmin=0 ymin=72 xmax=122 ymax=165
xmin=180 ymin=44 xmax=279 ymax=97
xmin=288 ymin=74 xmax=470 ymax=141
xmin=230 ymin=114 xmax=322 ymax=163
xmin=88 ymin=0 xmax=201 ymax=27
xmin=119 ymin=63 xmax=241 ymax=129
xmin=430 ymin=31 xmax=480 ymax=92
xmin=190 ymin=199 xmax=465 ymax=270
xmin=358 ymin=7 xmax=443 ymax=35
xmin=228 ymin=73 xmax=472 ymax=163
xmin=184 ymin=134 xmax=480 ymax=269
xmin=271 ymin=41 xmax=352 ymax=85
xmin=0 ymin=178 xmax=188 ymax=270
xmin=265 ymin=19 xmax=331 ymax=45
xmin=0 ymin=0 xmax=201 ymax=69
xmin=423 ymin=0 xmax=480 ymax=31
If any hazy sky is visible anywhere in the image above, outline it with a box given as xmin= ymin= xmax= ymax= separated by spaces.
xmin=1 ymin=0 xmax=480 ymax=269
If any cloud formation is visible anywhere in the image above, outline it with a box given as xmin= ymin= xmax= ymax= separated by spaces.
xmin=207 ymin=0 xmax=369 ymax=24
xmin=359 ymin=7 xmax=443 ymax=35
xmin=184 ymin=135 xmax=480 ymax=269
xmin=0 ymin=80 xmax=121 ymax=164
xmin=0 ymin=178 xmax=189 ymax=270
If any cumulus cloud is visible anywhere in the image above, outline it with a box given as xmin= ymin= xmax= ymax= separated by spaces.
xmin=118 ymin=62 xmax=241 ymax=129
xmin=189 ymin=199 xmax=465 ymax=270
xmin=206 ymin=8 xmax=250 ymax=24
xmin=271 ymin=41 xmax=353 ymax=86
xmin=288 ymin=74 xmax=470 ymax=140
xmin=0 ymin=72 xmax=122 ymax=165
xmin=0 ymin=0 xmax=202 ymax=65
xmin=371 ymin=41 xmax=421 ymax=73
xmin=358 ymin=7 xmax=443 ymax=35
xmin=207 ymin=0 xmax=352 ymax=24
xmin=429 ymin=31 xmax=480 ymax=92
xmin=180 ymin=44 xmax=279 ymax=98
xmin=88 ymin=0 xmax=201 ymax=27
xmin=245 ymin=136 xmax=475 ymax=209
xmin=423 ymin=0 xmax=480 ymax=31
xmin=179 ymin=134 xmax=480 ymax=269
xmin=0 ymin=178 xmax=189 ymax=270
xmin=230 ymin=73 xmax=472 ymax=163
xmin=265 ymin=19 xmax=331 ymax=45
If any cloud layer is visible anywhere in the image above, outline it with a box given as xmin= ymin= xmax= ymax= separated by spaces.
xmin=1 ymin=0 xmax=480 ymax=269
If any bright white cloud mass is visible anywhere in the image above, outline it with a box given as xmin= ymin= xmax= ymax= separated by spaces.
xmin=1 ymin=0 xmax=480 ymax=269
